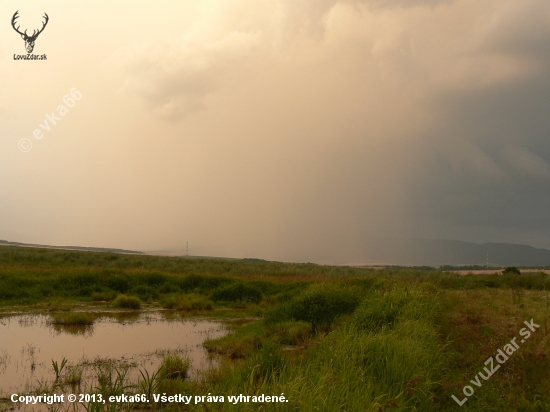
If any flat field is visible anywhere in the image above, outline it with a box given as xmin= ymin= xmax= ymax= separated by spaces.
xmin=0 ymin=246 xmax=549 ymax=411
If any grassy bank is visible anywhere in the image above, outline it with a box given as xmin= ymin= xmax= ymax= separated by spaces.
xmin=0 ymin=246 xmax=549 ymax=411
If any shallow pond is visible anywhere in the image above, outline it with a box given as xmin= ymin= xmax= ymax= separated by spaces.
xmin=0 ymin=312 xmax=227 ymax=397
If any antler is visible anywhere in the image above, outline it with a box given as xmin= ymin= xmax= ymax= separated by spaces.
xmin=32 ymin=13 xmax=49 ymax=38
xmin=11 ymin=11 xmax=49 ymax=39
xmin=11 ymin=11 xmax=27 ymax=37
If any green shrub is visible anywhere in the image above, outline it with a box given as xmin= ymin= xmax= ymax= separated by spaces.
xmin=112 ymin=294 xmax=141 ymax=309
xmin=503 ymin=266 xmax=521 ymax=275
xmin=287 ymin=284 xmax=360 ymax=329
xmin=211 ymin=283 xmax=262 ymax=303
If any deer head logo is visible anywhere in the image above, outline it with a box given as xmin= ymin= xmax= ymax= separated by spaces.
xmin=11 ymin=11 xmax=49 ymax=54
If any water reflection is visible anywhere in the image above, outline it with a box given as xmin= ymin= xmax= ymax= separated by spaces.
xmin=50 ymin=323 xmax=94 ymax=337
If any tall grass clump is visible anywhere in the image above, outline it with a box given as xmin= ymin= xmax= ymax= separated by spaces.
xmin=160 ymin=355 xmax=190 ymax=380
xmin=93 ymin=363 xmax=132 ymax=399
xmin=160 ymin=294 xmax=180 ymax=309
xmin=240 ymin=342 xmax=285 ymax=387
xmin=50 ymin=312 xmax=95 ymax=325
xmin=52 ymin=358 xmax=68 ymax=381
xmin=63 ymin=365 xmax=83 ymax=386
xmin=112 ymin=294 xmax=141 ymax=309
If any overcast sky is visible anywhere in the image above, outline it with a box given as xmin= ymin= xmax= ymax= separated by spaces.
xmin=1 ymin=0 xmax=550 ymax=263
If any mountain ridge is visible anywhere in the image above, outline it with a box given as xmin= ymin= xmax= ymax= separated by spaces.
xmin=355 ymin=238 xmax=550 ymax=267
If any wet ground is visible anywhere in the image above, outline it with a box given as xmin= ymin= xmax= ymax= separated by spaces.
xmin=0 ymin=312 xmax=227 ymax=398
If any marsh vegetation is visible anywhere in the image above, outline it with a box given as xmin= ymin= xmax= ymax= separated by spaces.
xmin=0 ymin=246 xmax=549 ymax=411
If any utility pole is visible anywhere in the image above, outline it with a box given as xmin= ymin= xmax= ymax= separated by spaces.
xmin=486 ymin=251 xmax=488 ymax=269
xmin=186 ymin=242 xmax=188 ymax=257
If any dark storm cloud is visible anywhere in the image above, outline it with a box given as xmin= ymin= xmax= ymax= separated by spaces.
xmin=404 ymin=66 xmax=550 ymax=242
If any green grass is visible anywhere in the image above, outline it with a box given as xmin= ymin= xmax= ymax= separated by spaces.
xmin=2 ymin=245 xmax=547 ymax=309
xmin=195 ymin=283 xmax=444 ymax=411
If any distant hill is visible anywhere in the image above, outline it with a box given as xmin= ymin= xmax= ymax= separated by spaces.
xmin=358 ymin=238 xmax=550 ymax=267
xmin=0 ymin=240 xmax=144 ymax=255
xmin=3 ymin=238 xmax=550 ymax=266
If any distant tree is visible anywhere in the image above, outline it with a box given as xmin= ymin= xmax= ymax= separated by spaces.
xmin=503 ymin=266 xmax=521 ymax=275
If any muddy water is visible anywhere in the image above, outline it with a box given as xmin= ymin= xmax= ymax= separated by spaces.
xmin=0 ymin=312 xmax=227 ymax=397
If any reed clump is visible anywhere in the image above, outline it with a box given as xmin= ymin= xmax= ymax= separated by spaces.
xmin=50 ymin=312 xmax=95 ymax=325
xmin=112 ymin=294 xmax=141 ymax=309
